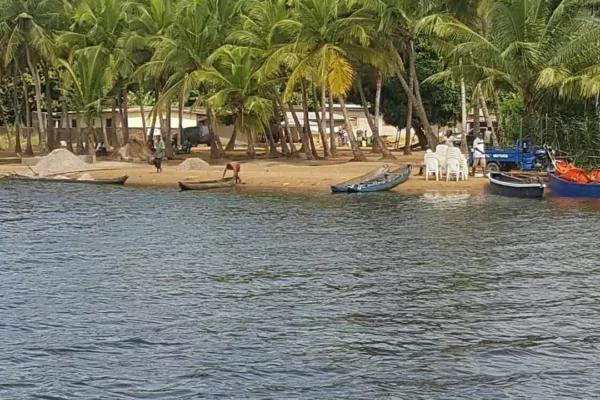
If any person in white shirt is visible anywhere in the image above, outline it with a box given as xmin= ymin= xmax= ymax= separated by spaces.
xmin=472 ymin=133 xmax=486 ymax=176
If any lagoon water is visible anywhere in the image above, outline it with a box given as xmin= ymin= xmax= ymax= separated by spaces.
xmin=1 ymin=181 xmax=600 ymax=399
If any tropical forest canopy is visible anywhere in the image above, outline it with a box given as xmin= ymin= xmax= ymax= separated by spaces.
xmin=0 ymin=0 xmax=599 ymax=163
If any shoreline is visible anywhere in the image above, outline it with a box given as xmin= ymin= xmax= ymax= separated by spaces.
xmin=0 ymin=148 xmax=489 ymax=195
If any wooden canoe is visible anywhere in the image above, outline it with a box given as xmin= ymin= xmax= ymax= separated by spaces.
xmin=9 ymin=174 xmax=128 ymax=185
xmin=346 ymin=164 xmax=412 ymax=193
xmin=178 ymin=177 xmax=235 ymax=191
xmin=331 ymin=166 xmax=390 ymax=193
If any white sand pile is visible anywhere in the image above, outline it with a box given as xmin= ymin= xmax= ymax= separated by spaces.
xmin=176 ymin=158 xmax=210 ymax=171
xmin=114 ymin=139 xmax=152 ymax=163
xmin=34 ymin=149 xmax=91 ymax=176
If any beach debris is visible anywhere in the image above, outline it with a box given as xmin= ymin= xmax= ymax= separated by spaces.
xmin=175 ymin=158 xmax=210 ymax=171
xmin=33 ymin=149 xmax=91 ymax=176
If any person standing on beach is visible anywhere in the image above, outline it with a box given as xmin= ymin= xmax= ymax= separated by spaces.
xmin=154 ymin=136 xmax=165 ymax=173
xmin=472 ymin=133 xmax=486 ymax=176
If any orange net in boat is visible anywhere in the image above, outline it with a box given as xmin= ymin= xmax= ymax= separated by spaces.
xmin=560 ymin=167 xmax=592 ymax=184
xmin=589 ymin=169 xmax=600 ymax=183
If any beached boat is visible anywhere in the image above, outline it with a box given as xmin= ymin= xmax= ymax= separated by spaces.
xmin=547 ymin=171 xmax=600 ymax=198
xmin=9 ymin=174 xmax=128 ymax=185
xmin=487 ymin=172 xmax=545 ymax=199
xmin=332 ymin=165 xmax=412 ymax=193
xmin=178 ymin=177 xmax=235 ymax=191
xmin=331 ymin=166 xmax=390 ymax=193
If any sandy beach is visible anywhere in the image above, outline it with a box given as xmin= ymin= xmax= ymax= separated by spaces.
xmin=0 ymin=147 xmax=488 ymax=195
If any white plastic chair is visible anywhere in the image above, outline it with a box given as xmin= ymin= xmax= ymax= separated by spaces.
xmin=435 ymin=144 xmax=448 ymax=176
xmin=460 ymin=154 xmax=469 ymax=181
xmin=424 ymin=153 xmax=439 ymax=181
xmin=446 ymin=156 xmax=461 ymax=181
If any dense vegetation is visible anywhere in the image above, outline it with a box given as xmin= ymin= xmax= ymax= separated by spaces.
xmin=0 ymin=0 xmax=599 ymax=163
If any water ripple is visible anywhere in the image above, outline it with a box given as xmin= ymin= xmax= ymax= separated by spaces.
xmin=1 ymin=180 xmax=600 ymax=399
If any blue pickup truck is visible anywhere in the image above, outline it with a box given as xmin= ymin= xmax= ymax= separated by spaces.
xmin=469 ymin=139 xmax=551 ymax=172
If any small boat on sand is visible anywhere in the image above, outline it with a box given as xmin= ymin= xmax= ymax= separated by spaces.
xmin=9 ymin=174 xmax=128 ymax=185
xmin=331 ymin=166 xmax=390 ymax=193
xmin=487 ymin=172 xmax=545 ymax=199
xmin=548 ymin=171 xmax=600 ymax=198
xmin=331 ymin=165 xmax=412 ymax=193
xmin=178 ymin=177 xmax=235 ymax=191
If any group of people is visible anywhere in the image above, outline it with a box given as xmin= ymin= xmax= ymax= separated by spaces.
xmin=151 ymin=136 xmax=241 ymax=183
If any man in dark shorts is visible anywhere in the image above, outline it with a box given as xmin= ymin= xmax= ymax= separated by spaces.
xmin=222 ymin=162 xmax=242 ymax=184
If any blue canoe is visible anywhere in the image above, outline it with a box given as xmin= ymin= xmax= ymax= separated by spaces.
xmin=331 ymin=166 xmax=390 ymax=193
xmin=332 ymin=165 xmax=412 ymax=193
xmin=547 ymin=171 xmax=600 ymax=198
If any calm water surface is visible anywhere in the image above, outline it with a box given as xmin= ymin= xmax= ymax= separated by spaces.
xmin=1 ymin=181 xmax=600 ymax=399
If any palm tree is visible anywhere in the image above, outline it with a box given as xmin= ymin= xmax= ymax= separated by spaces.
xmin=1 ymin=0 xmax=68 ymax=154
xmin=424 ymin=0 xmax=600 ymax=114
xmin=266 ymin=0 xmax=368 ymax=161
xmin=368 ymin=0 xmax=440 ymax=148
xmin=58 ymin=46 xmax=115 ymax=155
xmin=62 ymin=0 xmax=135 ymax=146
xmin=194 ymin=47 xmax=274 ymax=158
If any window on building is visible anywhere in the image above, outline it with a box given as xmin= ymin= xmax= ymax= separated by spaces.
xmin=71 ymin=119 xmax=77 ymax=128
xmin=106 ymin=118 xmax=112 ymax=128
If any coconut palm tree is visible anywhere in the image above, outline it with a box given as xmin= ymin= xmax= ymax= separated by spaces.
xmin=423 ymin=0 xmax=600 ymax=114
xmin=58 ymin=46 xmax=115 ymax=155
xmin=61 ymin=0 xmax=135 ymax=145
xmin=265 ymin=0 xmax=368 ymax=161
xmin=1 ymin=0 xmax=69 ymax=153
xmin=193 ymin=46 xmax=274 ymax=158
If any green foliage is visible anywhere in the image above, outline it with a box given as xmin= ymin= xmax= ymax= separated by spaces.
xmin=377 ymin=41 xmax=459 ymax=128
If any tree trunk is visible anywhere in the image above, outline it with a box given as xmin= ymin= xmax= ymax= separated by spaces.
xmin=122 ymin=90 xmax=130 ymax=144
xmin=393 ymin=46 xmax=437 ymax=147
xmin=23 ymin=78 xmax=34 ymax=156
xmin=404 ymin=50 xmax=414 ymax=155
xmin=264 ymin=123 xmax=279 ymax=158
xmin=406 ymin=40 xmax=437 ymax=148
xmin=356 ymin=78 xmax=395 ymax=160
xmin=207 ymin=106 xmax=225 ymax=160
xmin=300 ymin=80 xmax=318 ymax=159
xmin=339 ymin=96 xmax=366 ymax=161
xmin=225 ymin=125 xmax=237 ymax=151
xmin=246 ymin=127 xmax=256 ymax=158
xmin=272 ymin=98 xmax=289 ymax=155
xmin=373 ymin=72 xmax=383 ymax=154
xmin=111 ymin=98 xmax=118 ymax=147
xmin=44 ymin=67 xmax=55 ymax=151
xmin=178 ymin=94 xmax=184 ymax=149
xmin=473 ymin=104 xmax=480 ymax=138
xmin=148 ymin=90 xmax=159 ymax=144
xmin=460 ymin=59 xmax=468 ymax=154
xmin=493 ymin=90 xmax=503 ymax=143
xmin=413 ymin=122 xmax=428 ymax=150
xmin=275 ymin=95 xmax=295 ymax=156
xmin=86 ymin=117 xmax=95 ymax=156
xmin=164 ymin=105 xmax=174 ymax=159
xmin=62 ymin=101 xmax=73 ymax=153
xmin=76 ymin=116 xmax=84 ymax=154
xmin=287 ymin=101 xmax=307 ymax=158
xmin=318 ymin=84 xmax=330 ymax=157
xmin=480 ymin=96 xmax=498 ymax=147
xmin=139 ymin=90 xmax=147 ymax=143
xmin=25 ymin=47 xmax=46 ymax=154
xmin=328 ymin=88 xmax=337 ymax=156
xmin=13 ymin=60 xmax=22 ymax=155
